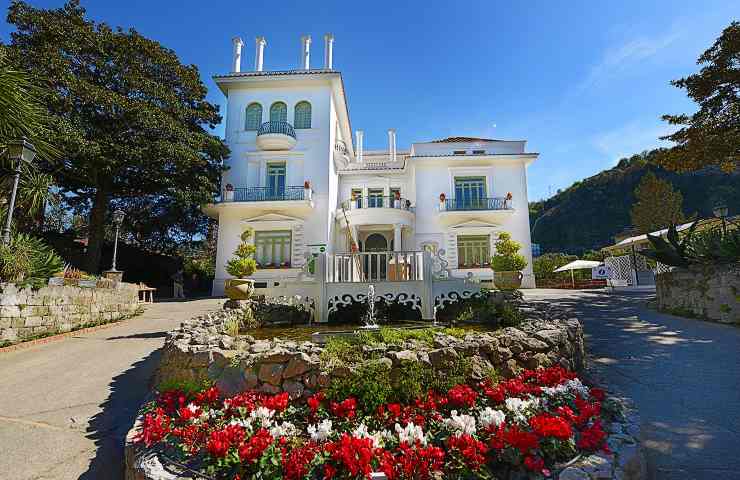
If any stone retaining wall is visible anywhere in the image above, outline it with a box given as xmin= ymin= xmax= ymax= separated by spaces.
xmin=0 ymin=282 xmax=141 ymax=343
xmin=656 ymin=263 xmax=739 ymax=324
xmin=154 ymin=301 xmax=586 ymax=398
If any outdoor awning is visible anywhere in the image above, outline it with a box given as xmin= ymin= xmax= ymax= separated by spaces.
xmin=601 ymin=220 xmax=698 ymax=252
xmin=553 ymin=260 xmax=602 ymax=272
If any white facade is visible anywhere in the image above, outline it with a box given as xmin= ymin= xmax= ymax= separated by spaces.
xmin=205 ymin=36 xmax=537 ymax=294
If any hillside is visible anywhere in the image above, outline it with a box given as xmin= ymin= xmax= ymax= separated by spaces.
xmin=529 ymin=149 xmax=739 ymax=254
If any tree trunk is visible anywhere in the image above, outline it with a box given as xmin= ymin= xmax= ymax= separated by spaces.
xmin=85 ymin=186 xmax=108 ymax=273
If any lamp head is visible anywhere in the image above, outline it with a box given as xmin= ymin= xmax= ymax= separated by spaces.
xmin=7 ymin=137 xmax=37 ymax=165
xmin=112 ymin=209 xmax=125 ymax=226
xmin=713 ymin=203 xmax=728 ymax=219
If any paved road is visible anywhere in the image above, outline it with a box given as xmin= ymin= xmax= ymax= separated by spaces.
xmin=525 ymin=289 xmax=740 ymax=480
xmin=0 ymin=298 xmax=222 ymax=480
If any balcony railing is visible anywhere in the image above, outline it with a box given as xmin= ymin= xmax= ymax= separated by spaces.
xmin=441 ymin=197 xmax=512 ymax=211
xmin=257 ymin=121 xmax=296 ymax=139
xmin=222 ymin=186 xmax=306 ymax=202
xmin=341 ymin=196 xmax=413 ymax=211
xmin=328 ymin=251 xmax=425 ymax=283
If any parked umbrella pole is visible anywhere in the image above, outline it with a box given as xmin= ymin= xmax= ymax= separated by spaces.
xmin=571 ymin=269 xmax=575 ymax=288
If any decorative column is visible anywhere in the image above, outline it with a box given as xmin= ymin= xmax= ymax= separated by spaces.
xmin=254 ymin=36 xmax=266 ymax=72
xmin=324 ymin=33 xmax=334 ymax=69
xmin=300 ymin=35 xmax=311 ymax=70
xmin=232 ymin=37 xmax=244 ymax=72
xmin=393 ymin=224 xmax=402 ymax=252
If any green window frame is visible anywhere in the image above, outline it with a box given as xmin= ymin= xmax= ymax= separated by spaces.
xmin=266 ymin=163 xmax=286 ymax=197
xmin=457 ymin=235 xmax=490 ymax=268
xmin=454 ymin=177 xmax=487 ymax=208
xmin=245 ymin=103 xmax=262 ymax=131
xmin=269 ymin=101 xmax=288 ymax=123
xmin=255 ymin=231 xmax=292 ymax=267
xmin=294 ymin=101 xmax=312 ymax=129
xmin=368 ymin=188 xmax=384 ymax=208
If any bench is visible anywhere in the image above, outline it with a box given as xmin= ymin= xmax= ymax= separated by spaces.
xmin=137 ymin=283 xmax=157 ymax=303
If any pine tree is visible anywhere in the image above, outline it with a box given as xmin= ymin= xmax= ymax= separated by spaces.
xmin=630 ymin=172 xmax=685 ymax=234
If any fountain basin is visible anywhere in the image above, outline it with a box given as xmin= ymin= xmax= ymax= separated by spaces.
xmin=311 ymin=324 xmax=438 ymax=345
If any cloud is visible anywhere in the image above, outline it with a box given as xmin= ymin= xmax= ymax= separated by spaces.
xmin=577 ymin=29 xmax=681 ymax=93
xmin=592 ymin=119 xmax=676 ymax=164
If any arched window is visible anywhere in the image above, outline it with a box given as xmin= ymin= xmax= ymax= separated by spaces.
xmin=245 ymin=103 xmax=262 ymax=131
xmin=294 ymin=101 xmax=312 ymax=129
xmin=269 ymin=102 xmax=288 ymax=123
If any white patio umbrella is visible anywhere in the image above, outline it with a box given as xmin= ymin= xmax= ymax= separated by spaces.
xmin=553 ymin=260 xmax=603 ymax=288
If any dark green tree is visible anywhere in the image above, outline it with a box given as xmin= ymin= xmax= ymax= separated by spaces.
xmin=660 ymin=21 xmax=739 ymax=173
xmin=630 ymin=172 xmax=685 ymax=234
xmin=5 ymin=1 xmax=228 ymax=272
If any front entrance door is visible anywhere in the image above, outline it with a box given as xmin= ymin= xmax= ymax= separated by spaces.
xmin=364 ymin=233 xmax=388 ymax=280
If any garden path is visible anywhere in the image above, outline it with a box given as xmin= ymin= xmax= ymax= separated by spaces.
xmin=525 ymin=289 xmax=740 ymax=480
xmin=0 ymin=297 xmax=222 ymax=480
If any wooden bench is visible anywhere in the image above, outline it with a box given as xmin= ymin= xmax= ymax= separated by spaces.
xmin=138 ymin=283 xmax=157 ymax=303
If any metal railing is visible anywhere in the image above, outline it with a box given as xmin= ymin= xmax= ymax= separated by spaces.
xmin=442 ymin=197 xmax=512 ymax=211
xmin=327 ymin=251 xmax=425 ymax=283
xmin=257 ymin=121 xmax=296 ymax=139
xmin=222 ymin=186 xmax=306 ymax=202
xmin=341 ymin=196 xmax=413 ymax=211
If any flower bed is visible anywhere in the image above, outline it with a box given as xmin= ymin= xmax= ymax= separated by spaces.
xmin=130 ymin=366 xmax=627 ymax=480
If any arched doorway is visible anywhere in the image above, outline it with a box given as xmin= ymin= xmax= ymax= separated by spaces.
xmin=364 ymin=233 xmax=388 ymax=280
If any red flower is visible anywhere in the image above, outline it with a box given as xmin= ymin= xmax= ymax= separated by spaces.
xmin=529 ymin=413 xmax=573 ymax=440
xmin=307 ymin=392 xmax=325 ymax=413
xmin=590 ymin=387 xmax=606 ymax=402
xmin=329 ymin=397 xmax=357 ymax=419
xmin=524 ymin=455 xmax=545 ymax=472
xmin=447 ymin=384 xmax=479 ymax=409
xmin=135 ymin=408 xmax=171 ymax=447
xmin=503 ymin=424 xmax=540 ymax=455
xmin=158 ymin=390 xmax=188 ymax=415
xmin=238 ymin=428 xmax=273 ymax=463
xmin=577 ymin=420 xmax=608 ymax=452
xmin=224 ymin=391 xmax=260 ymax=412
xmin=282 ymin=441 xmax=321 ymax=480
xmin=574 ymin=395 xmax=601 ymax=426
xmin=206 ymin=429 xmax=232 ymax=458
xmin=324 ymin=434 xmax=375 ymax=478
xmin=177 ymin=404 xmax=201 ymax=422
xmin=447 ymin=433 xmax=488 ymax=470
xmin=262 ymin=392 xmax=290 ymax=412
xmin=396 ymin=442 xmax=445 ymax=479
xmin=195 ymin=386 xmax=220 ymax=406
xmin=323 ymin=464 xmax=337 ymax=479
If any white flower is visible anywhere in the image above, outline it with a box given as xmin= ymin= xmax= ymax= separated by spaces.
xmin=229 ymin=418 xmax=252 ymax=429
xmin=249 ymin=407 xmax=275 ymax=428
xmin=505 ymin=397 xmax=539 ymax=423
xmin=353 ymin=423 xmax=385 ymax=447
xmin=478 ymin=407 xmax=506 ymax=429
xmin=443 ymin=410 xmax=477 ymax=437
xmin=186 ymin=403 xmax=199 ymax=413
xmin=395 ymin=422 xmax=427 ymax=446
xmin=308 ymin=419 xmax=333 ymax=442
xmin=270 ymin=421 xmax=298 ymax=438
xmin=542 ymin=379 xmax=589 ymax=398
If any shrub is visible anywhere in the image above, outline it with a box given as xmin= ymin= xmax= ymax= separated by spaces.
xmin=490 ymin=232 xmax=528 ymax=272
xmin=225 ymin=228 xmax=257 ymax=278
xmin=0 ymin=233 xmax=64 ymax=288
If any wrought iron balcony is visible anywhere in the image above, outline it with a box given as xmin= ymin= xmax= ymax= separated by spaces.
xmin=441 ymin=197 xmax=512 ymax=211
xmin=255 ymin=121 xmax=297 ymax=150
xmin=257 ymin=121 xmax=296 ymax=138
xmin=222 ymin=186 xmax=307 ymax=203
xmin=341 ymin=196 xmax=413 ymax=211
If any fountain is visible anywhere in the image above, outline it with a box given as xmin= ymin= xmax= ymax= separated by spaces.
xmin=359 ymin=284 xmax=381 ymax=330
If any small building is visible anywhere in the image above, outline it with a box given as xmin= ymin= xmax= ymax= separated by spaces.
xmin=204 ymin=35 xmax=538 ymax=295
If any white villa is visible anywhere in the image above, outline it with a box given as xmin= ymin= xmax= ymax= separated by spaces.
xmin=205 ymin=34 xmax=538 ymax=298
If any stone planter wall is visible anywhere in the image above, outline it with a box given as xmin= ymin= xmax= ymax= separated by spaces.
xmin=0 ymin=282 xmax=141 ymax=343
xmin=656 ymin=263 xmax=739 ymax=324
xmin=153 ymin=301 xmax=586 ymax=398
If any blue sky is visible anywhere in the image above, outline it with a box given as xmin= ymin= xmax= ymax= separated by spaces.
xmin=1 ymin=0 xmax=736 ymax=200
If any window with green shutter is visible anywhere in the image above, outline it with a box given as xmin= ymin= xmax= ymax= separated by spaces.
xmin=454 ymin=177 xmax=486 ymax=209
xmin=269 ymin=102 xmax=288 ymax=123
xmin=294 ymin=101 xmax=312 ymax=129
xmin=245 ymin=103 xmax=262 ymax=131
xmin=266 ymin=163 xmax=286 ymax=198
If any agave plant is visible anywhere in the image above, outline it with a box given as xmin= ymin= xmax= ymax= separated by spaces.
xmin=643 ymin=222 xmax=698 ymax=268
xmin=0 ymin=233 xmax=64 ymax=288
xmin=689 ymin=223 xmax=740 ymax=264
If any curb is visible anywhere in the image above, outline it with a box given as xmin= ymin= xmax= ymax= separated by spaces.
xmin=0 ymin=310 xmax=145 ymax=354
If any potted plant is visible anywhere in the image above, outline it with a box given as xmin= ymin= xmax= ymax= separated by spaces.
xmin=78 ymin=273 xmax=98 ymax=288
xmin=439 ymin=193 xmax=446 ymax=211
xmin=303 ymin=180 xmax=312 ymax=201
xmin=224 ymin=228 xmax=258 ymax=300
xmin=504 ymin=192 xmax=513 ymax=208
xmin=490 ymin=232 xmax=528 ymax=290
xmin=224 ymin=183 xmax=235 ymax=202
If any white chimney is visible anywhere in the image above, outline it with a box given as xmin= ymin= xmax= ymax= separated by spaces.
xmin=300 ymin=35 xmax=311 ymax=70
xmin=324 ymin=33 xmax=334 ymax=69
xmin=388 ymin=129 xmax=397 ymax=163
xmin=356 ymin=130 xmax=364 ymax=163
xmin=254 ymin=36 xmax=266 ymax=72
xmin=232 ymin=37 xmax=244 ymax=72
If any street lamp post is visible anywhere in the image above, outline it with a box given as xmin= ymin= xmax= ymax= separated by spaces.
xmin=713 ymin=203 xmax=729 ymax=235
xmin=103 ymin=209 xmax=125 ymax=282
xmin=2 ymin=137 xmax=36 ymax=245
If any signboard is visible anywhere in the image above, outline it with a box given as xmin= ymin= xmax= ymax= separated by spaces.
xmin=308 ymin=244 xmax=327 ymax=255
xmin=591 ymin=265 xmax=612 ymax=279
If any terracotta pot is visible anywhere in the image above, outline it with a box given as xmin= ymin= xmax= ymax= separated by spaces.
xmin=224 ymin=278 xmax=255 ymax=300
xmin=493 ymin=271 xmax=523 ymax=290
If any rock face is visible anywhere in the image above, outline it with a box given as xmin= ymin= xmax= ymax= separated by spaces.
xmin=656 ymin=263 xmax=739 ymax=324
xmin=153 ymin=300 xmax=586 ymax=396
xmin=0 ymin=282 xmax=140 ymax=343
